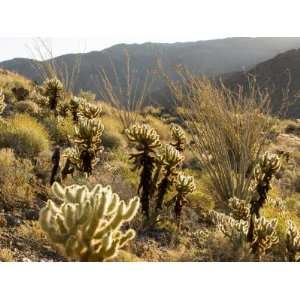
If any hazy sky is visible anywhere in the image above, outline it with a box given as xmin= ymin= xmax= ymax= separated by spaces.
xmin=1 ymin=0 xmax=300 ymax=62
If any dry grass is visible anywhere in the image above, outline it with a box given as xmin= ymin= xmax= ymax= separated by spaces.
xmin=0 ymin=113 xmax=50 ymax=158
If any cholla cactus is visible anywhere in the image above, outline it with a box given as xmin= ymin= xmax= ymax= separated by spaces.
xmin=247 ymin=152 xmax=281 ymax=242
xmin=170 ymin=123 xmax=187 ymax=152
xmin=126 ymin=124 xmax=161 ymax=216
xmin=0 ymin=89 xmax=6 ymax=115
xmin=251 ymin=217 xmax=278 ymax=260
xmin=39 ymin=182 xmax=140 ymax=261
xmin=72 ymin=118 xmax=104 ymax=175
xmin=70 ymin=96 xmax=86 ymax=122
xmin=173 ymin=173 xmax=195 ymax=224
xmin=155 ymin=145 xmax=184 ymax=210
xmin=209 ymin=210 xmax=248 ymax=243
xmin=43 ymin=77 xmax=64 ymax=111
xmin=286 ymin=221 xmax=300 ymax=262
xmin=228 ymin=197 xmax=250 ymax=221
xmin=77 ymin=102 xmax=102 ymax=120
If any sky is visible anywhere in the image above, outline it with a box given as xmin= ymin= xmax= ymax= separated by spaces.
xmin=1 ymin=0 xmax=300 ymax=62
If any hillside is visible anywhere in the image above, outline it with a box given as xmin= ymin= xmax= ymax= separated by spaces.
xmin=2 ymin=37 xmax=300 ymax=101
xmin=0 ymin=66 xmax=300 ymax=262
xmin=225 ymin=49 xmax=300 ymax=118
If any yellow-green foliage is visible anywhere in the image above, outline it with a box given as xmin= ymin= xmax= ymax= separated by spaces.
xmin=44 ymin=115 xmax=74 ymax=145
xmin=0 ymin=148 xmax=35 ymax=206
xmin=0 ymin=113 xmax=50 ymax=158
xmin=39 ymin=182 xmax=140 ymax=261
xmin=0 ymin=88 xmax=6 ymax=114
xmin=14 ymin=100 xmax=40 ymax=115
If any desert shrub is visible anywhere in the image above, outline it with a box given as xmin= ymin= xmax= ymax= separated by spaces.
xmin=102 ymin=130 xmax=125 ymax=149
xmin=44 ymin=115 xmax=74 ymax=145
xmin=0 ymin=148 xmax=35 ymax=208
xmin=0 ymin=248 xmax=14 ymax=262
xmin=168 ymin=71 xmax=276 ymax=205
xmin=0 ymin=114 xmax=50 ymax=158
xmin=14 ymin=100 xmax=40 ymax=115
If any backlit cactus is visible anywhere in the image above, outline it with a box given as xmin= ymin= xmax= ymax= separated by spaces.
xmin=126 ymin=124 xmax=161 ymax=216
xmin=126 ymin=123 xmax=161 ymax=152
xmin=39 ymin=182 xmax=140 ymax=261
xmin=77 ymin=101 xmax=102 ymax=120
xmin=173 ymin=173 xmax=195 ymax=223
xmin=228 ymin=196 xmax=250 ymax=221
xmin=251 ymin=217 xmax=278 ymax=260
xmin=247 ymin=152 xmax=281 ymax=242
xmin=170 ymin=123 xmax=186 ymax=152
xmin=0 ymin=88 xmax=6 ymax=115
xmin=209 ymin=210 xmax=248 ymax=243
xmin=43 ymin=77 xmax=64 ymax=111
xmin=286 ymin=220 xmax=300 ymax=262
xmin=72 ymin=118 xmax=104 ymax=175
xmin=155 ymin=145 xmax=184 ymax=210
xmin=70 ymin=96 xmax=86 ymax=122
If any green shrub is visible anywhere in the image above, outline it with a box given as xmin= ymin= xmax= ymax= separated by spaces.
xmin=0 ymin=113 xmax=50 ymax=158
xmin=102 ymin=130 xmax=125 ymax=149
xmin=14 ymin=100 xmax=40 ymax=116
xmin=44 ymin=115 xmax=74 ymax=145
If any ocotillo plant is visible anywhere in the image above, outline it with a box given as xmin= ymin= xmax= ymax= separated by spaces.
xmin=247 ymin=152 xmax=281 ymax=242
xmin=172 ymin=173 xmax=195 ymax=224
xmin=286 ymin=220 xmax=300 ymax=262
xmin=125 ymin=124 xmax=161 ymax=217
xmin=39 ymin=182 xmax=140 ymax=261
xmin=155 ymin=144 xmax=183 ymax=210
xmin=43 ymin=77 xmax=64 ymax=112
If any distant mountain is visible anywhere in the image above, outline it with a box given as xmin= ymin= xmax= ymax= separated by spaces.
xmin=2 ymin=37 xmax=300 ymax=108
xmin=224 ymin=48 xmax=300 ymax=118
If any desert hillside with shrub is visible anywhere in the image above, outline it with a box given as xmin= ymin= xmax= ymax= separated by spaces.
xmin=0 ymin=60 xmax=300 ymax=262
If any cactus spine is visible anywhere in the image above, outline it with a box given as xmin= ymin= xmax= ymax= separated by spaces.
xmin=250 ymin=217 xmax=278 ymax=260
xmin=170 ymin=123 xmax=187 ymax=152
xmin=247 ymin=152 xmax=281 ymax=242
xmin=155 ymin=145 xmax=183 ymax=210
xmin=126 ymin=124 xmax=161 ymax=217
xmin=72 ymin=118 xmax=104 ymax=175
xmin=173 ymin=173 xmax=195 ymax=224
xmin=39 ymin=182 xmax=140 ymax=261
xmin=286 ymin=221 xmax=300 ymax=262
xmin=43 ymin=78 xmax=64 ymax=112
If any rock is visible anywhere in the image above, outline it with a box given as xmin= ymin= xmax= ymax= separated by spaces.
xmin=23 ymin=209 xmax=39 ymax=220
xmin=5 ymin=214 xmax=21 ymax=226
